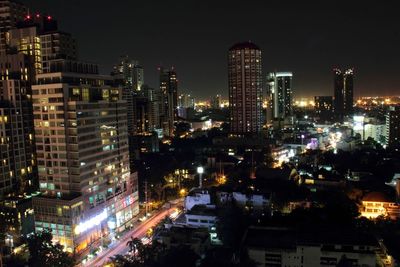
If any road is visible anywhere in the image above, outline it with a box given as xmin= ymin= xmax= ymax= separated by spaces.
xmin=81 ymin=202 xmax=181 ymax=267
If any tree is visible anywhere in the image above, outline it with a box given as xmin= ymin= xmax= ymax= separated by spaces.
xmin=126 ymin=237 xmax=143 ymax=261
xmin=159 ymin=245 xmax=199 ymax=267
xmin=109 ymin=254 xmax=134 ymax=267
xmin=27 ymin=229 xmax=75 ymax=267
xmin=216 ymin=202 xmax=249 ymax=252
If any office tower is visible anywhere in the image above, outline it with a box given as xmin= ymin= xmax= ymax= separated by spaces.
xmin=112 ymin=56 xmax=145 ymax=135
xmin=0 ymin=0 xmax=27 ymax=51
xmin=132 ymin=94 xmax=151 ymax=134
xmin=314 ymin=96 xmax=333 ymax=122
xmin=333 ymin=68 xmax=344 ymax=120
xmin=268 ymin=72 xmax=293 ymax=120
xmin=112 ymin=56 xmax=143 ymax=92
xmin=178 ymin=93 xmax=194 ymax=109
xmin=142 ymin=85 xmax=160 ymax=132
xmin=7 ymin=14 xmax=59 ymax=74
xmin=4 ymin=12 xmax=77 ymax=74
xmin=160 ymin=67 xmax=178 ymax=137
xmin=228 ymin=42 xmax=262 ymax=134
xmin=0 ymin=53 xmax=37 ymax=250
xmin=41 ymin=30 xmax=78 ymax=73
xmin=132 ymin=64 xmax=144 ymax=92
xmin=7 ymin=24 xmax=42 ymax=73
xmin=343 ymin=68 xmax=354 ymax=115
xmin=333 ymin=68 xmax=354 ymax=120
xmin=210 ymin=94 xmax=221 ymax=109
xmin=31 ymin=61 xmax=139 ymax=255
xmin=177 ymin=93 xmax=194 ymax=119
xmin=112 ymin=55 xmax=134 ymax=87
xmin=386 ymin=106 xmax=400 ymax=148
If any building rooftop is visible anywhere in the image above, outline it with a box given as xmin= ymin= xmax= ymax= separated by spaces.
xmin=159 ymin=226 xmax=209 ymax=244
xmin=229 ymin=41 xmax=260 ymax=51
xmin=186 ymin=204 xmax=217 ymax=217
xmin=362 ymin=191 xmax=395 ymax=203
xmin=244 ymin=227 xmax=378 ymax=251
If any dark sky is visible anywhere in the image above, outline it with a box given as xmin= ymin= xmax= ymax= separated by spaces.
xmin=22 ymin=0 xmax=400 ymax=99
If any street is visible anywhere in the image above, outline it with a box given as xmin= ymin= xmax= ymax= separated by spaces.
xmin=80 ymin=201 xmax=182 ymax=267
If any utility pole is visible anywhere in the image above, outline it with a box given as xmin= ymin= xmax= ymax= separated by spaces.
xmin=250 ymin=149 xmax=256 ymax=179
xmin=144 ymin=179 xmax=148 ymax=216
xmin=197 ymin=166 xmax=204 ymax=188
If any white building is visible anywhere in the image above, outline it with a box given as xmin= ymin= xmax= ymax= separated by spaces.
xmin=352 ymin=115 xmax=385 ymax=142
xmin=185 ymin=189 xmax=211 ymax=211
xmin=217 ymin=191 xmax=270 ymax=210
xmin=185 ymin=205 xmax=217 ymax=230
xmin=232 ymin=192 xmax=270 ymax=209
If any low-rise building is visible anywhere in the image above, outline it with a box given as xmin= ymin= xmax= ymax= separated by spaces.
xmin=232 ymin=192 xmax=270 ymax=210
xmin=156 ymin=226 xmax=210 ymax=256
xmin=217 ymin=191 xmax=271 ymax=210
xmin=360 ymin=191 xmax=400 ymax=220
xmin=185 ymin=205 xmax=217 ymax=229
xmin=185 ymin=189 xmax=211 ymax=211
xmin=244 ymin=227 xmax=381 ymax=267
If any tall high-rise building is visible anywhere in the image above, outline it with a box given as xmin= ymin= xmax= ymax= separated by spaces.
xmin=112 ymin=56 xmax=143 ymax=91
xmin=160 ymin=67 xmax=178 ymax=137
xmin=343 ymin=69 xmax=354 ymax=114
xmin=333 ymin=68 xmax=354 ymax=120
xmin=142 ymin=85 xmax=161 ymax=131
xmin=32 ymin=61 xmax=139 ymax=255
xmin=0 ymin=0 xmax=27 ymax=51
xmin=0 ymin=52 xmax=37 ymax=250
xmin=112 ymin=56 xmax=134 ymax=87
xmin=268 ymin=72 xmax=293 ymax=120
xmin=178 ymin=93 xmax=194 ymax=109
xmin=210 ymin=94 xmax=221 ymax=109
xmin=228 ymin=42 xmax=262 ymax=134
xmin=314 ymin=96 xmax=333 ymax=122
xmin=0 ymin=53 xmax=36 ymax=196
xmin=40 ymin=30 xmax=78 ymax=73
xmin=132 ymin=64 xmax=144 ymax=92
xmin=112 ymin=56 xmax=145 ymax=135
xmin=386 ymin=106 xmax=400 ymax=148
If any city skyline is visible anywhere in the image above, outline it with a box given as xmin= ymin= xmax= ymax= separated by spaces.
xmin=21 ymin=0 xmax=400 ymax=99
xmin=1 ymin=1 xmax=400 ymax=266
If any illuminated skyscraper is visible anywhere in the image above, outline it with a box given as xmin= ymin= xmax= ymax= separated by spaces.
xmin=268 ymin=72 xmax=293 ymax=120
xmin=314 ymin=96 xmax=333 ymax=122
xmin=112 ymin=56 xmax=143 ymax=92
xmin=0 ymin=0 xmax=27 ymax=51
xmin=333 ymin=68 xmax=354 ymax=120
xmin=386 ymin=106 xmax=400 ymax=148
xmin=132 ymin=64 xmax=144 ymax=92
xmin=210 ymin=94 xmax=221 ymax=109
xmin=228 ymin=42 xmax=262 ymax=134
xmin=32 ymin=61 xmax=139 ymax=255
xmin=160 ymin=67 xmax=178 ymax=136
xmin=0 ymin=53 xmax=37 ymax=250
xmin=112 ymin=56 xmax=146 ymax=135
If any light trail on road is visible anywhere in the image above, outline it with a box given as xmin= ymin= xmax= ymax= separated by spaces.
xmin=80 ymin=203 xmax=181 ymax=267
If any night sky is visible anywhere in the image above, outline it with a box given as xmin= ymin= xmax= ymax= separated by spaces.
xmin=23 ymin=0 xmax=400 ymax=99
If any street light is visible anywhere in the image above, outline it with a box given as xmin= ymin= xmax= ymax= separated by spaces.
xmin=197 ymin=166 xmax=204 ymax=188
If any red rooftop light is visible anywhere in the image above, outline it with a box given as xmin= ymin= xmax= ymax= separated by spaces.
xmin=36 ymin=14 xmax=40 ymax=18
xmin=47 ymin=16 xmax=52 ymax=20
xmin=26 ymin=15 xmax=31 ymax=19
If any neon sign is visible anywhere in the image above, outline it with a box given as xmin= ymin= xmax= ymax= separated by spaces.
xmin=74 ymin=209 xmax=107 ymax=235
